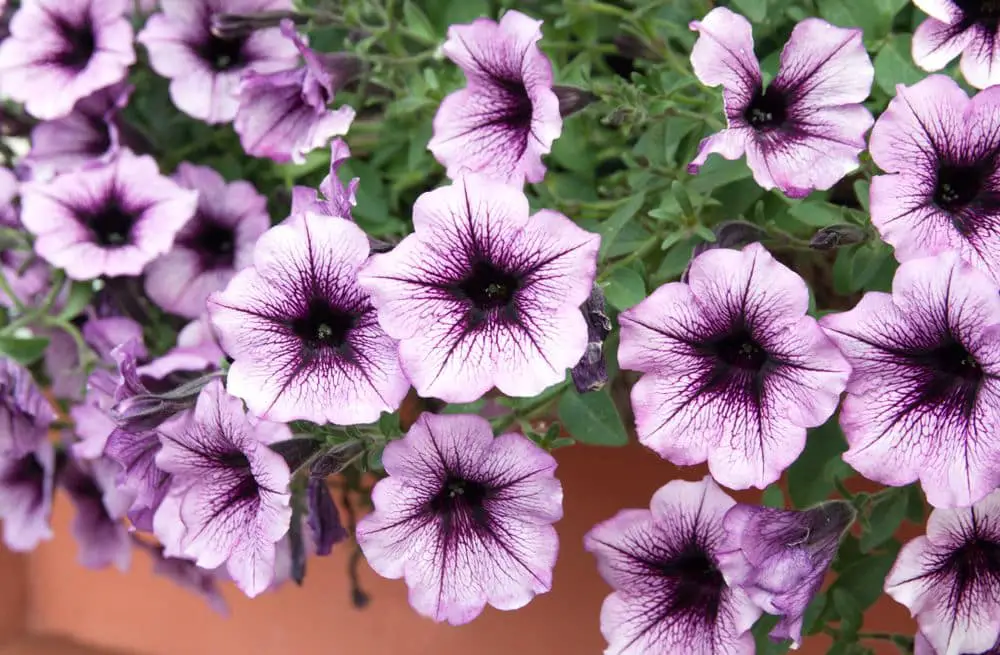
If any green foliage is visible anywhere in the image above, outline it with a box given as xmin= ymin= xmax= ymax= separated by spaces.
xmin=557 ymin=388 xmax=629 ymax=446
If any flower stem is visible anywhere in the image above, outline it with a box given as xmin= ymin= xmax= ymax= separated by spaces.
xmin=597 ymin=235 xmax=660 ymax=282
xmin=0 ymin=267 xmax=24 ymax=313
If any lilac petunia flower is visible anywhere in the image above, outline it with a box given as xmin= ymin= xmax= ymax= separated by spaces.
xmin=913 ymin=1 xmax=1000 ymax=89
xmin=0 ymin=168 xmax=18 ymax=229
xmin=208 ymin=213 xmax=408 ymax=424
xmin=0 ymin=252 xmax=50 ymax=310
xmin=356 ymin=413 xmax=562 ymax=625
xmin=20 ymin=151 xmax=198 ymax=281
xmin=60 ymin=456 xmax=132 ymax=571
xmin=153 ymin=380 xmax=292 ymax=598
xmin=290 ymin=139 xmax=358 ymax=219
xmin=0 ymin=438 xmax=55 ymax=551
xmin=0 ymin=358 xmax=56 ymax=458
xmin=885 ymin=489 xmax=1000 ymax=655
xmin=71 ymin=370 xmax=119 ymax=460
xmin=0 ymin=0 xmax=135 ymax=120
xmin=869 ymin=76 xmax=1000 ymax=283
xmin=235 ymin=20 xmax=357 ymax=164
xmin=145 ymin=163 xmax=270 ymax=319
xmin=359 ymin=174 xmax=599 ymax=402
xmin=82 ymin=316 xmax=147 ymax=363
xmin=133 ymin=538 xmax=228 ymax=614
xmin=716 ymin=500 xmax=855 ymax=647
xmin=618 ymin=242 xmax=850 ymax=490
xmin=138 ymin=0 xmax=299 ymax=124
xmin=584 ymin=476 xmax=760 ymax=655
xmin=688 ymin=8 xmax=874 ymax=198
xmin=916 ymin=632 xmax=1000 ymax=655
xmin=821 ymin=252 xmax=1000 ymax=508
xmin=427 ymin=10 xmax=562 ymax=185
xmin=138 ymin=317 xmax=225 ymax=380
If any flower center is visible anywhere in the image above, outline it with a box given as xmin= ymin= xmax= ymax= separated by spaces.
xmin=955 ymin=0 xmax=1000 ymax=23
xmin=743 ymin=86 xmax=788 ymax=130
xmin=934 ymin=163 xmax=986 ymax=212
xmin=456 ymin=260 xmax=520 ymax=311
xmin=291 ymin=298 xmax=356 ymax=352
xmin=928 ymin=340 xmax=983 ymax=383
xmin=940 ymin=536 xmax=1000 ymax=605
xmin=497 ymin=78 xmax=533 ymax=130
xmin=6 ymin=453 xmax=44 ymax=488
xmin=55 ymin=17 xmax=96 ymax=71
xmin=88 ymin=202 xmax=137 ymax=248
xmin=658 ymin=543 xmax=726 ymax=626
xmin=184 ymin=219 xmax=236 ymax=270
xmin=707 ymin=327 xmax=769 ymax=372
xmin=429 ymin=476 xmax=490 ymax=528
xmin=200 ymin=33 xmax=247 ymax=71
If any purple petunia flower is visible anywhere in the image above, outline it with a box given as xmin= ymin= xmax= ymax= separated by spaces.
xmin=821 ymin=252 xmax=1000 ymax=509
xmin=71 ymin=369 xmax=119 ymax=460
xmin=869 ymin=76 xmax=1000 ymax=283
xmin=138 ymin=0 xmax=299 ymax=124
xmin=82 ymin=316 xmax=148 ymax=364
xmin=0 ymin=252 xmax=50 ymax=310
xmin=885 ymin=489 xmax=1000 ymax=655
xmin=290 ymin=139 xmax=358 ymax=219
xmin=0 ymin=437 xmax=55 ymax=551
xmin=716 ymin=500 xmax=855 ymax=647
xmin=137 ymin=317 xmax=225 ymax=381
xmin=208 ymin=213 xmax=408 ymax=424
xmin=916 ymin=632 xmax=1000 ymax=655
xmin=359 ymin=174 xmax=599 ymax=402
xmin=0 ymin=358 xmax=56 ymax=458
xmin=584 ymin=476 xmax=760 ymax=655
xmin=427 ymin=10 xmax=562 ymax=185
xmin=235 ymin=20 xmax=357 ymax=164
xmin=20 ymin=151 xmax=198 ymax=281
xmin=145 ymin=163 xmax=270 ymax=319
xmin=913 ymin=1 xmax=1000 ymax=89
xmin=688 ymin=8 xmax=874 ymax=198
xmin=0 ymin=0 xmax=135 ymax=120
xmin=60 ymin=456 xmax=132 ymax=571
xmin=133 ymin=538 xmax=228 ymax=614
xmin=618 ymin=243 xmax=850 ymax=490
xmin=356 ymin=413 xmax=562 ymax=625
xmin=153 ymin=379 xmax=292 ymax=598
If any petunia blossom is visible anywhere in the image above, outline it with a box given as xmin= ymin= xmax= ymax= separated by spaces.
xmin=688 ymin=8 xmax=874 ymax=198
xmin=138 ymin=0 xmax=299 ymax=124
xmin=885 ymin=489 xmax=1000 ymax=655
xmin=0 ymin=0 xmax=135 ymax=120
xmin=821 ymin=252 xmax=1000 ymax=508
xmin=427 ymin=10 xmax=562 ymax=185
xmin=584 ymin=476 xmax=760 ymax=655
xmin=208 ymin=213 xmax=408 ymax=424
xmin=869 ymin=76 xmax=1000 ymax=283
xmin=0 ymin=358 xmax=56 ymax=458
xmin=153 ymin=379 xmax=292 ymax=598
xmin=145 ymin=162 xmax=270 ymax=319
xmin=912 ymin=0 xmax=1000 ymax=89
xmin=60 ymin=456 xmax=132 ymax=571
xmin=0 ymin=438 xmax=55 ymax=551
xmin=359 ymin=174 xmax=599 ymax=402
xmin=133 ymin=538 xmax=228 ymax=614
xmin=356 ymin=413 xmax=562 ymax=625
xmin=290 ymin=139 xmax=358 ymax=219
xmin=618 ymin=242 xmax=850 ymax=490
xmin=20 ymin=151 xmax=198 ymax=280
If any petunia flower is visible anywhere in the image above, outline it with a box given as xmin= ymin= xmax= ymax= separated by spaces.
xmin=359 ymin=174 xmax=599 ymax=402
xmin=916 ymin=632 xmax=1000 ymax=655
xmin=60 ymin=456 xmax=132 ymax=571
xmin=290 ymin=139 xmax=358 ymax=219
xmin=427 ymin=10 xmax=562 ymax=185
xmin=0 ymin=0 xmax=135 ymax=120
xmin=235 ymin=20 xmax=357 ymax=164
xmin=885 ymin=489 xmax=1000 ymax=655
xmin=0 ymin=358 xmax=56 ymax=458
xmin=0 ymin=437 xmax=55 ymax=551
xmin=688 ymin=8 xmax=874 ymax=198
xmin=133 ymin=538 xmax=228 ymax=614
xmin=71 ymin=370 xmax=119 ymax=460
xmin=821 ymin=252 xmax=1000 ymax=508
xmin=138 ymin=0 xmax=299 ymax=124
xmin=717 ymin=500 xmax=855 ymax=647
xmin=145 ymin=162 xmax=270 ymax=319
xmin=584 ymin=476 xmax=760 ymax=655
xmin=208 ymin=213 xmax=409 ymax=424
xmin=20 ymin=151 xmax=198 ymax=281
xmin=913 ymin=1 xmax=1000 ymax=89
xmin=869 ymin=76 xmax=1000 ymax=283
xmin=618 ymin=242 xmax=850 ymax=490
xmin=356 ymin=413 xmax=563 ymax=625
xmin=153 ymin=379 xmax=292 ymax=598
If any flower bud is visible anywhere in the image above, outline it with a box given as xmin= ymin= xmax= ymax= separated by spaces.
xmin=571 ymin=284 xmax=613 ymax=393
xmin=553 ymin=85 xmax=597 ymax=117
xmin=809 ymin=223 xmax=868 ymax=250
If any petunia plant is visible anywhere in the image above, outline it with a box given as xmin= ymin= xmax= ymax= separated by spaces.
xmin=0 ymin=0 xmax=999 ymax=652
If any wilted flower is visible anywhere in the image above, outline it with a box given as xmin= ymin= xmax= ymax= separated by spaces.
xmin=153 ymin=380 xmax=292 ymax=598
xmin=869 ymin=76 xmax=1000 ymax=283
xmin=688 ymin=8 xmax=874 ymax=197
xmin=0 ymin=437 xmax=54 ymax=551
xmin=0 ymin=358 xmax=56 ymax=458
xmin=913 ymin=0 xmax=1000 ymax=89
xmin=357 ymin=413 xmax=562 ymax=624
xmin=427 ymin=10 xmax=562 ymax=185
xmin=133 ymin=538 xmax=228 ymax=614
xmin=619 ymin=243 xmax=850 ymax=489
xmin=359 ymin=174 xmax=599 ymax=402
xmin=821 ymin=252 xmax=1000 ymax=508
xmin=208 ymin=213 xmax=408 ymax=424
xmin=584 ymin=476 xmax=760 ymax=655
xmin=0 ymin=0 xmax=135 ymax=120
xmin=290 ymin=139 xmax=358 ymax=219
xmin=138 ymin=0 xmax=299 ymax=123
xmin=809 ymin=224 xmax=868 ymax=250
xmin=20 ymin=151 xmax=198 ymax=280
xmin=307 ymin=477 xmax=345 ymax=556
xmin=60 ymin=457 xmax=132 ymax=571
xmin=570 ymin=284 xmax=613 ymax=393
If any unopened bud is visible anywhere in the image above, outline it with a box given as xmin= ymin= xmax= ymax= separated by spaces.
xmin=210 ymin=11 xmax=305 ymax=39
xmin=309 ymin=441 xmax=364 ymax=477
xmin=307 ymin=477 xmax=346 ymax=556
xmin=571 ymin=285 xmax=613 ymax=393
xmin=809 ymin=224 xmax=867 ymax=250
xmin=554 ymin=86 xmax=597 ymax=117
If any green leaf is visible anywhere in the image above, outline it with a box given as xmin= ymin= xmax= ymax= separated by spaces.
xmin=443 ymin=400 xmax=486 ymax=415
xmin=599 ymin=193 xmax=646 ymax=261
xmin=850 ymin=243 xmax=891 ymax=292
xmin=58 ymin=281 xmax=94 ymax=321
xmin=762 ymin=484 xmax=785 ymax=508
xmin=0 ymin=336 xmax=50 ymax=366
xmin=874 ymin=34 xmax=925 ymax=95
xmin=752 ymin=615 xmax=791 ymax=655
xmin=853 ymin=180 xmax=871 ymax=213
xmin=688 ymin=158 xmax=752 ymax=194
xmin=831 ymin=551 xmax=896 ymax=610
xmin=788 ymin=200 xmax=846 ymax=228
xmin=402 ymin=1 xmax=438 ymax=40
xmin=802 ymin=593 xmax=828 ymax=635
xmin=876 ymin=0 xmax=909 ymax=18
xmin=787 ymin=417 xmax=848 ymax=508
xmin=732 ymin=0 xmax=768 ymax=21
xmin=817 ymin=0 xmax=889 ymax=41
xmin=832 ymin=588 xmax=863 ymax=637
xmin=906 ymin=484 xmax=926 ymax=524
xmin=860 ymin=487 xmax=909 ymax=552
xmin=604 ymin=268 xmax=646 ymax=311
xmin=377 ymin=412 xmax=403 ymax=439
xmin=443 ymin=0 xmax=491 ymax=30
xmin=557 ymin=389 xmax=629 ymax=446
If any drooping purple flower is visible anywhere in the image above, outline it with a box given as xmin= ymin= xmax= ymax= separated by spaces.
xmin=356 ymin=413 xmax=562 ymax=625
xmin=137 ymin=317 xmax=225 ymax=380
xmin=584 ymin=476 xmax=760 ymax=655
xmin=208 ymin=213 xmax=408 ymax=424
xmin=235 ymin=20 xmax=357 ymax=164
xmin=0 ymin=358 xmax=56 ymax=458
xmin=869 ymin=76 xmax=1000 ymax=283
xmin=20 ymin=151 xmax=198 ymax=281
xmin=427 ymin=10 xmax=562 ymax=185
xmin=307 ymin=476 xmax=345 ymax=556
xmin=359 ymin=174 xmax=599 ymax=402
xmin=145 ymin=163 xmax=270 ymax=319
xmin=0 ymin=0 xmax=135 ymax=120
xmin=618 ymin=242 xmax=850 ymax=490
xmin=885 ymin=489 xmax=1000 ymax=655
xmin=82 ymin=316 xmax=147 ymax=363
xmin=716 ymin=500 xmax=855 ymax=647
xmin=913 ymin=1 xmax=1000 ymax=89
xmin=153 ymin=379 xmax=292 ymax=598
xmin=688 ymin=8 xmax=874 ymax=198
xmin=821 ymin=252 xmax=1000 ymax=509
xmin=0 ymin=438 xmax=54 ymax=551
xmin=71 ymin=369 xmax=119 ymax=460
xmin=60 ymin=456 xmax=132 ymax=571
xmin=132 ymin=538 xmax=228 ymax=614
xmin=0 ymin=252 xmax=50 ymax=310
xmin=290 ymin=139 xmax=358 ymax=219
xmin=138 ymin=0 xmax=299 ymax=124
